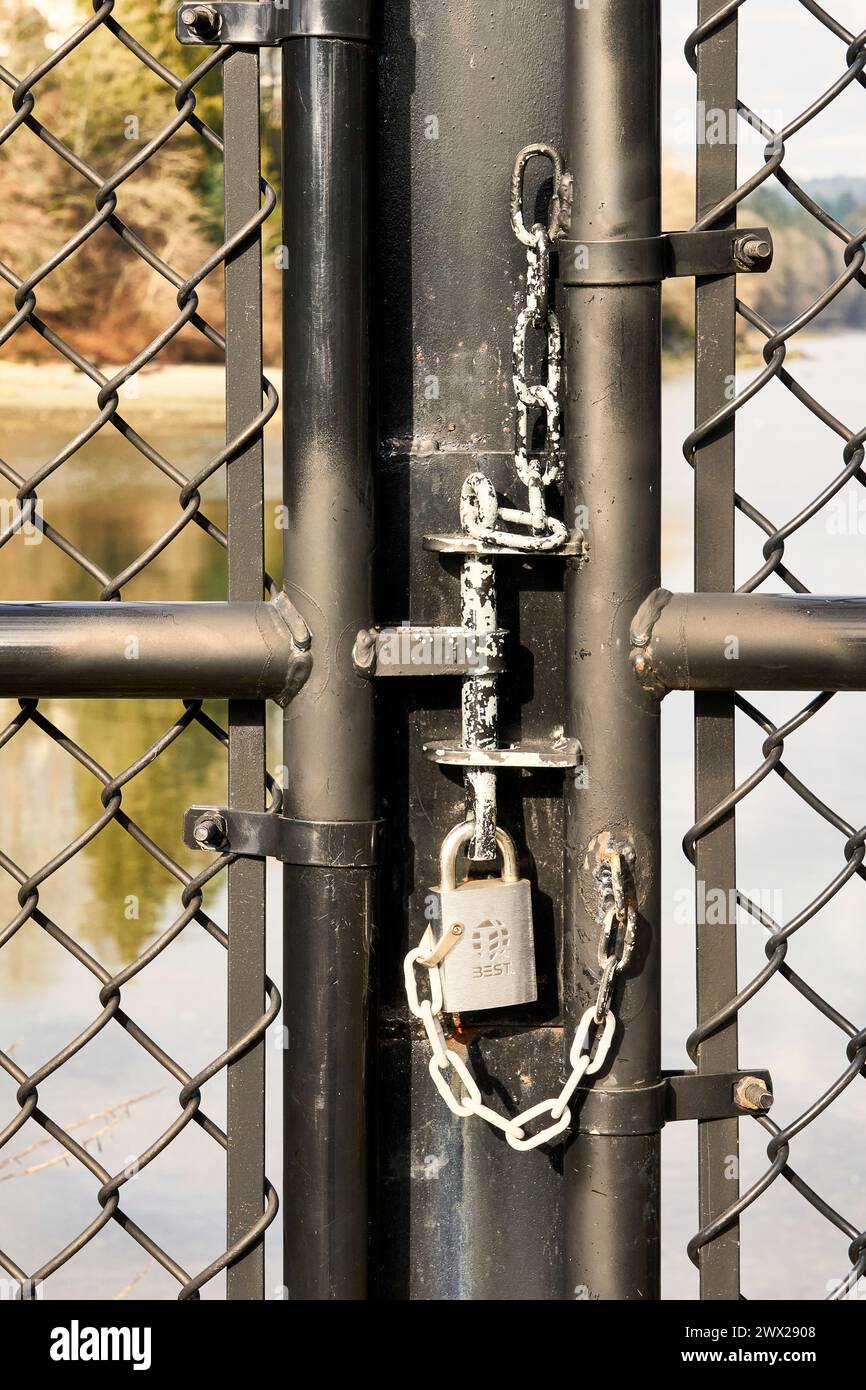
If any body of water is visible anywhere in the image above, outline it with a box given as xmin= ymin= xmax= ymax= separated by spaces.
xmin=0 ymin=336 xmax=864 ymax=1299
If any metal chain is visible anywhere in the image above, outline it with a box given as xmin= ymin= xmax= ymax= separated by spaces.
xmin=461 ymin=144 xmax=572 ymax=553
xmin=403 ymin=850 xmax=636 ymax=1151
xmin=594 ymin=848 xmax=638 ymax=1023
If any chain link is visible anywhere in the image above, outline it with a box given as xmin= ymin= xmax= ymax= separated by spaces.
xmin=403 ymin=846 xmax=636 ymax=1151
xmin=460 ymin=145 xmax=571 ymax=553
xmin=0 ymin=11 xmax=281 ymax=1297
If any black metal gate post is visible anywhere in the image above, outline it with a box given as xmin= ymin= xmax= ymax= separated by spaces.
xmin=692 ymin=0 xmax=741 ymax=1301
xmin=281 ymin=12 xmax=376 ymax=1299
xmin=224 ymin=41 xmax=267 ymax=1302
xmin=372 ymin=0 xmax=570 ymax=1301
xmin=561 ymin=0 xmax=663 ymax=1300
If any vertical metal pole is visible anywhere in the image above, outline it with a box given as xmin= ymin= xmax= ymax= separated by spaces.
xmin=694 ymin=0 xmax=741 ymax=1300
xmin=224 ymin=46 xmax=267 ymax=1300
xmin=561 ymin=0 xmax=662 ymax=1300
xmin=281 ymin=23 xmax=374 ymax=1299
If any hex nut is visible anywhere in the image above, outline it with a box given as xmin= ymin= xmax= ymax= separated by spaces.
xmin=734 ymin=1075 xmax=773 ymax=1113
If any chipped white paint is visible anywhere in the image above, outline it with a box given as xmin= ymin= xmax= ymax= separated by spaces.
xmin=457 ymin=147 xmax=572 ymax=554
xmin=415 ymin=1153 xmax=449 ymax=1181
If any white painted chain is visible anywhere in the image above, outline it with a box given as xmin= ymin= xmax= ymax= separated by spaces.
xmin=459 ymin=146 xmax=571 ymax=554
xmin=403 ymin=940 xmax=616 ymax=1152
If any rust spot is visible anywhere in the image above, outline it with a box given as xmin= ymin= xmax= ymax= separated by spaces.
xmin=449 ymin=1015 xmax=479 ymax=1047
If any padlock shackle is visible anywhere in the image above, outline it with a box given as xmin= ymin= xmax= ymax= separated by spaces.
xmin=439 ymin=819 xmax=520 ymax=889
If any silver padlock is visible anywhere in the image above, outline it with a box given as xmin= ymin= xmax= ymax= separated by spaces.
xmin=425 ymin=821 xmax=537 ymax=1013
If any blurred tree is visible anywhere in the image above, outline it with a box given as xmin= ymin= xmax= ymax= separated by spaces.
xmin=659 ymin=156 xmax=866 ymax=356
xmin=0 ymin=1 xmax=241 ymax=363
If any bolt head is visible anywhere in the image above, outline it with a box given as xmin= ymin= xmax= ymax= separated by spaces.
xmin=182 ymin=4 xmax=221 ymax=39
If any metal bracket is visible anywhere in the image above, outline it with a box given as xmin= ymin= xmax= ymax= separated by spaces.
xmin=666 ymin=1069 xmax=773 ymax=1122
xmin=574 ymin=1068 xmax=773 ymax=1135
xmin=423 ymin=736 xmax=582 ymax=770
xmin=558 ymin=227 xmax=773 ymax=287
xmin=184 ymin=806 xmax=382 ymax=866
xmin=353 ymin=625 xmax=508 ymax=678
xmin=176 ymin=1 xmax=373 ymax=45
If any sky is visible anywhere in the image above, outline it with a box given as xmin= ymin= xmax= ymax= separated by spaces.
xmin=662 ymin=0 xmax=866 ymax=181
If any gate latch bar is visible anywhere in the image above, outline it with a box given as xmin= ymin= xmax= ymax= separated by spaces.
xmin=352 ymin=624 xmax=508 ymax=678
xmin=558 ymin=227 xmax=773 ymax=286
xmin=176 ymin=1 xmax=373 ymax=45
xmin=184 ymin=806 xmax=382 ymax=866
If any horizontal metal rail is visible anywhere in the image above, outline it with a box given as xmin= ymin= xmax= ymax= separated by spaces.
xmin=0 ymin=597 xmax=311 ymax=703
xmin=632 ymin=589 xmax=866 ymax=694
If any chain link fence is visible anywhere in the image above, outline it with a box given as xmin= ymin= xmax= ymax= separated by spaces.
xmin=685 ymin=0 xmax=866 ymax=1299
xmin=0 ymin=1 xmax=277 ymax=1299
xmin=3 ymin=0 xmax=866 ymax=1304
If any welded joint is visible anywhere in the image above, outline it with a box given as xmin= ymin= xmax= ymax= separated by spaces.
xmin=176 ymin=1 xmax=373 ymax=45
xmin=586 ymin=834 xmax=639 ymax=1023
xmin=629 ymin=586 xmax=673 ymax=698
xmin=593 ymin=836 xmax=636 ymax=907
xmin=269 ymin=591 xmax=313 ymax=706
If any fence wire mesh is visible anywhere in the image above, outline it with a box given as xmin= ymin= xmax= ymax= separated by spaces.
xmin=685 ymin=0 xmax=866 ymax=1299
xmin=4 ymin=0 xmax=866 ymax=1305
xmin=0 ymin=1 xmax=278 ymax=1299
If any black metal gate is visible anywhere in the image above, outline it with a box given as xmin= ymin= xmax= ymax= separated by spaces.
xmin=677 ymin=0 xmax=866 ymax=1302
xmin=0 ymin=0 xmax=282 ymax=1299
xmin=1 ymin=0 xmax=864 ymax=1302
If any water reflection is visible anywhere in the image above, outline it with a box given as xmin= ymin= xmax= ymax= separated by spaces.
xmin=0 ymin=371 xmax=283 ymax=969
xmin=0 ymin=372 xmax=284 ymax=1298
xmin=1 ymin=342 xmax=865 ymax=1298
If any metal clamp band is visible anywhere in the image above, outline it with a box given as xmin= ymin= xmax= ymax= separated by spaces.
xmin=176 ymin=1 xmax=373 ymax=46
xmin=558 ymin=227 xmax=773 ymax=287
xmin=574 ymin=1068 xmax=773 ymax=1135
xmin=184 ymin=806 xmax=382 ymax=866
